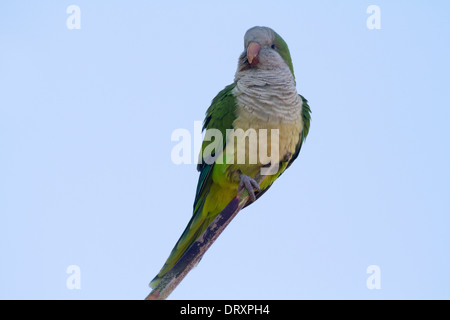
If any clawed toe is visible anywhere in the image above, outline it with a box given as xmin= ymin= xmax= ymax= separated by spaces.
xmin=238 ymin=174 xmax=261 ymax=202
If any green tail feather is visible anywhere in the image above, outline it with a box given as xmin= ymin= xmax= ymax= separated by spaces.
xmin=150 ymin=84 xmax=237 ymax=289
xmin=149 ymin=192 xmax=212 ymax=289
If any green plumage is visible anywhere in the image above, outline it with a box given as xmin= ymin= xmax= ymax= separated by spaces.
xmin=150 ymin=26 xmax=311 ymax=289
xmin=150 ymin=84 xmax=239 ymax=288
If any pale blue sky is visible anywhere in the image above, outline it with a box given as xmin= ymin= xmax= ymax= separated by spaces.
xmin=1 ymin=1 xmax=449 ymax=299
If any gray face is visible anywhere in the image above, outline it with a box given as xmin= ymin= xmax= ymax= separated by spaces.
xmin=241 ymin=26 xmax=286 ymax=71
xmin=244 ymin=26 xmax=275 ymax=48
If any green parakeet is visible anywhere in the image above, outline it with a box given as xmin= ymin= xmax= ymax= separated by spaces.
xmin=150 ymin=26 xmax=311 ymax=288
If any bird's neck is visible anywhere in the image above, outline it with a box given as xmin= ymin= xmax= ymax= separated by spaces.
xmin=232 ymin=66 xmax=302 ymax=122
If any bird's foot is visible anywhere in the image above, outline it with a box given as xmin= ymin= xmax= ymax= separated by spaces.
xmin=238 ymin=174 xmax=261 ymax=202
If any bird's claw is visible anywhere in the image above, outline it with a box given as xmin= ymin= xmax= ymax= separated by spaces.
xmin=238 ymin=174 xmax=261 ymax=202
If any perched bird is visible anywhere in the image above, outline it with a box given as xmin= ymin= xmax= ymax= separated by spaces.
xmin=150 ymin=26 xmax=311 ymax=288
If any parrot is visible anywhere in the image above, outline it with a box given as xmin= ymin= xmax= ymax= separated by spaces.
xmin=150 ymin=26 xmax=311 ymax=289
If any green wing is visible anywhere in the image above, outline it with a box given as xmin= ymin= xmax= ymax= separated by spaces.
xmin=150 ymin=84 xmax=237 ymax=288
xmin=286 ymin=95 xmax=311 ymax=169
xmin=193 ymin=83 xmax=237 ymax=211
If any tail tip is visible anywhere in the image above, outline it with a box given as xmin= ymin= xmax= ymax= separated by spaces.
xmin=149 ymin=276 xmax=161 ymax=289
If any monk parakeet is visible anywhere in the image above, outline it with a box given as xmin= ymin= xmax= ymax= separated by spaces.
xmin=150 ymin=26 xmax=311 ymax=288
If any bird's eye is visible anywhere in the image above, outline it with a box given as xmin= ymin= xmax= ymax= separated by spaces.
xmin=271 ymin=44 xmax=276 ymax=49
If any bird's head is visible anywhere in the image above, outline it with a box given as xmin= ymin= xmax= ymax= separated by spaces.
xmin=239 ymin=26 xmax=295 ymax=79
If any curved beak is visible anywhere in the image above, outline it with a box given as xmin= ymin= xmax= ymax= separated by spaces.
xmin=247 ymin=42 xmax=261 ymax=66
